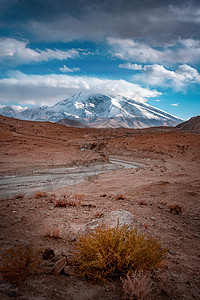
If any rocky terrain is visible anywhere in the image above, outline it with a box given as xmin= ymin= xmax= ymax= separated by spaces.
xmin=0 ymin=115 xmax=199 ymax=299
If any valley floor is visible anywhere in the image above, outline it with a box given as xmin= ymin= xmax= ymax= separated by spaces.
xmin=0 ymin=116 xmax=200 ymax=299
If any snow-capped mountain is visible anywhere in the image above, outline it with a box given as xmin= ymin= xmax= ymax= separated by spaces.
xmin=0 ymin=92 xmax=183 ymax=128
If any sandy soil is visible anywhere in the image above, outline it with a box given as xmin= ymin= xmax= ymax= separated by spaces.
xmin=0 ymin=115 xmax=200 ymax=299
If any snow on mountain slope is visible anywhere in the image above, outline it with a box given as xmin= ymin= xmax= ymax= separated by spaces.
xmin=0 ymin=92 xmax=183 ymax=128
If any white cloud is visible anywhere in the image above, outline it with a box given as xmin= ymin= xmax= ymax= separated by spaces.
xmin=107 ymin=37 xmax=200 ymax=64
xmin=131 ymin=64 xmax=200 ymax=90
xmin=0 ymin=72 xmax=161 ymax=106
xmin=0 ymin=38 xmax=79 ymax=63
xmin=59 ymin=65 xmax=80 ymax=73
xmin=171 ymin=103 xmax=179 ymax=106
xmin=119 ymin=63 xmax=143 ymax=70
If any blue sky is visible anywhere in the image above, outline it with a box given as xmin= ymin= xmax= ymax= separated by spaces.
xmin=0 ymin=0 xmax=200 ymax=120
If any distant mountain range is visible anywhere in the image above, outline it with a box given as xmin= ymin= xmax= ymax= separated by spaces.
xmin=0 ymin=92 xmax=183 ymax=128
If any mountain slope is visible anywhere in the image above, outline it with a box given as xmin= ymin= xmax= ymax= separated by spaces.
xmin=176 ymin=116 xmax=200 ymax=131
xmin=0 ymin=92 xmax=183 ymax=128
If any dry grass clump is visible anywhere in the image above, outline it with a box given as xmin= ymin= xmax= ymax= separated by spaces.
xmin=94 ymin=211 xmax=104 ymax=218
xmin=168 ymin=203 xmax=184 ymax=215
xmin=74 ymin=225 xmax=167 ymax=282
xmin=0 ymin=244 xmax=41 ymax=284
xmin=43 ymin=224 xmax=62 ymax=239
xmin=55 ymin=199 xmax=77 ymax=207
xmin=74 ymin=194 xmax=84 ymax=201
xmin=35 ymin=191 xmax=47 ymax=198
xmin=14 ymin=193 xmax=24 ymax=199
xmin=121 ymin=271 xmax=153 ymax=300
xmin=116 ymin=194 xmax=126 ymax=200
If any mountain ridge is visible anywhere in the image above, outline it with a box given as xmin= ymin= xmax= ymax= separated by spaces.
xmin=0 ymin=92 xmax=183 ymax=128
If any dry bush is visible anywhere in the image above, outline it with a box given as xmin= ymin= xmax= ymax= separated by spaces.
xmin=0 ymin=244 xmax=41 ymax=284
xmin=121 ymin=271 xmax=153 ymax=300
xmin=116 ymin=194 xmax=126 ymax=200
xmin=74 ymin=194 xmax=84 ymax=201
xmin=138 ymin=200 xmax=148 ymax=206
xmin=94 ymin=211 xmax=104 ymax=218
xmin=35 ymin=191 xmax=47 ymax=198
xmin=168 ymin=203 xmax=184 ymax=215
xmin=43 ymin=224 xmax=62 ymax=239
xmin=74 ymin=225 xmax=167 ymax=282
xmin=81 ymin=203 xmax=96 ymax=208
xmin=55 ymin=199 xmax=77 ymax=207
xmin=14 ymin=193 xmax=24 ymax=199
xmin=47 ymin=193 xmax=56 ymax=203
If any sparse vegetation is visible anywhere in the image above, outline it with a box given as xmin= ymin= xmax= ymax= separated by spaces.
xmin=94 ymin=211 xmax=104 ymax=218
xmin=116 ymin=194 xmax=126 ymax=200
xmin=35 ymin=191 xmax=47 ymax=198
xmin=55 ymin=199 xmax=77 ymax=207
xmin=0 ymin=244 xmax=41 ymax=284
xmin=43 ymin=224 xmax=62 ymax=239
xmin=121 ymin=271 xmax=153 ymax=300
xmin=14 ymin=193 xmax=24 ymax=199
xmin=73 ymin=225 xmax=167 ymax=282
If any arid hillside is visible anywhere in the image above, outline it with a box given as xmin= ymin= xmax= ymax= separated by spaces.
xmin=0 ymin=115 xmax=199 ymax=175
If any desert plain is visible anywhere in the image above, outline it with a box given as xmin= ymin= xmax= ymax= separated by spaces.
xmin=0 ymin=115 xmax=200 ymax=299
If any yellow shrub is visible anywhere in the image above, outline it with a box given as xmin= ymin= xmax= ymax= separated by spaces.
xmin=0 ymin=244 xmax=41 ymax=284
xmin=74 ymin=225 xmax=167 ymax=282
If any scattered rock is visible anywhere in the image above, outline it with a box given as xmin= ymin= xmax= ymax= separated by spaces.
xmin=51 ymin=257 xmax=67 ymax=274
xmin=103 ymin=209 xmax=133 ymax=228
xmin=42 ymin=248 xmax=55 ymax=260
xmin=63 ymin=265 xmax=73 ymax=276
xmin=80 ymin=209 xmax=146 ymax=233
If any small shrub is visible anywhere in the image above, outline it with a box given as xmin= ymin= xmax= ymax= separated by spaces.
xmin=35 ymin=191 xmax=47 ymax=198
xmin=14 ymin=193 xmax=24 ymax=199
xmin=116 ymin=194 xmax=126 ymax=200
xmin=73 ymin=225 xmax=167 ymax=282
xmin=94 ymin=211 xmax=104 ymax=218
xmin=55 ymin=199 xmax=77 ymax=207
xmin=43 ymin=224 xmax=62 ymax=239
xmin=138 ymin=200 xmax=148 ymax=206
xmin=81 ymin=203 xmax=96 ymax=208
xmin=74 ymin=194 xmax=84 ymax=201
xmin=168 ymin=203 xmax=184 ymax=215
xmin=0 ymin=244 xmax=41 ymax=284
xmin=121 ymin=271 xmax=152 ymax=300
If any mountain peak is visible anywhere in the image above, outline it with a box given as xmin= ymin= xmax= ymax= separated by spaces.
xmin=0 ymin=92 xmax=183 ymax=128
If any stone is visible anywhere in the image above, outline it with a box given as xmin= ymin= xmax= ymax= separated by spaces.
xmin=79 ymin=209 xmax=147 ymax=235
xmin=51 ymin=257 xmax=67 ymax=274
xmin=42 ymin=248 xmax=55 ymax=260
xmin=103 ymin=209 xmax=133 ymax=228
xmin=63 ymin=265 xmax=73 ymax=276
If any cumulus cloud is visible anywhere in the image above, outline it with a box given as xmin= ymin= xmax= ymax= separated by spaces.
xmin=0 ymin=72 xmax=161 ymax=106
xmin=119 ymin=63 xmax=143 ymax=70
xmin=0 ymin=38 xmax=79 ymax=63
xmin=108 ymin=38 xmax=200 ymax=64
xmin=59 ymin=65 xmax=80 ymax=73
xmin=132 ymin=64 xmax=200 ymax=90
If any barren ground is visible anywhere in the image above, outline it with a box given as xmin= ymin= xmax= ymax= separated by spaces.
xmin=0 ymin=115 xmax=200 ymax=300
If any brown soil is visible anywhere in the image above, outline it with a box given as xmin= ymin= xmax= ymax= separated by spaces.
xmin=0 ymin=115 xmax=200 ymax=299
